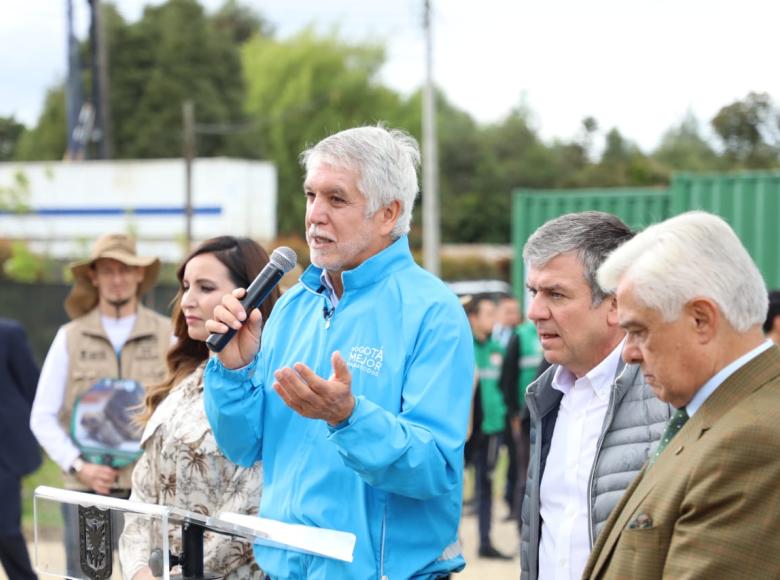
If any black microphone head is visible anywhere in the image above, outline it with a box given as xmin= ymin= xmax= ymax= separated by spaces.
xmin=270 ymin=246 xmax=297 ymax=273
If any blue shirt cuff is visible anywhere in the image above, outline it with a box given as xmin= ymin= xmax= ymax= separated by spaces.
xmin=206 ymin=354 xmax=258 ymax=382
xmin=327 ymin=396 xmax=361 ymax=432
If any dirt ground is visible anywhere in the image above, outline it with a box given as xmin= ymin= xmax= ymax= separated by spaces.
xmin=458 ymin=505 xmax=521 ymax=579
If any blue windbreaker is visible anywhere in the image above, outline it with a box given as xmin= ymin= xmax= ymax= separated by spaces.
xmin=204 ymin=236 xmax=474 ymax=579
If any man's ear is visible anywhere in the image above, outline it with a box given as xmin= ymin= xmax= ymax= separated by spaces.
xmin=606 ymin=294 xmax=619 ymax=326
xmin=687 ymin=298 xmax=719 ymax=343
xmin=378 ymin=200 xmax=402 ymax=236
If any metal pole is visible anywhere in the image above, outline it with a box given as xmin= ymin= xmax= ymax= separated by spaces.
xmin=89 ymin=0 xmax=112 ymax=159
xmin=95 ymin=0 xmax=112 ymax=158
xmin=183 ymin=101 xmax=195 ymax=252
xmin=65 ymin=0 xmax=83 ymax=158
xmin=422 ymin=0 xmax=440 ymax=276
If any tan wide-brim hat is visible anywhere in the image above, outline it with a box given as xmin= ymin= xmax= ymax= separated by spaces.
xmin=64 ymin=233 xmax=161 ymax=319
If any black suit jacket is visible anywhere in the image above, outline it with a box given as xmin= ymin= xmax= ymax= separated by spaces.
xmin=0 ymin=319 xmax=42 ymax=478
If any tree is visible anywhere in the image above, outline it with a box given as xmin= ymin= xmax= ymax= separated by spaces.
xmin=211 ymin=0 xmax=274 ymax=44
xmin=241 ymin=30 xmax=406 ymax=234
xmin=711 ymin=92 xmax=780 ymax=168
xmin=0 ymin=116 xmax=26 ymax=161
xmin=16 ymin=0 xmax=255 ymax=161
xmin=438 ymin=107 xmax=562 ymax=243
xmin=14 ymin=86 xmax=67 ymax=161
xmin=653 ymin=112 xmax=720 ymax=172
xmin=110 ymin=0 xmax=248 ymax=158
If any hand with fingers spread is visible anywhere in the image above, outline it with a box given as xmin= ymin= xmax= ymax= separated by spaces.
xmin=205 ymin=287 xmax=264 ymax=370
xmin=273 ymin=351 xmax=355 ymax=426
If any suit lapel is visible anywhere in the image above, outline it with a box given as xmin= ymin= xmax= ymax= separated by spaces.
xmin=588 ymin=345 xmax=780 ymax=579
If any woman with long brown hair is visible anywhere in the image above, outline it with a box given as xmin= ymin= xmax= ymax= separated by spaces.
xmin=119 ymin=236 xmax=280 ymax=580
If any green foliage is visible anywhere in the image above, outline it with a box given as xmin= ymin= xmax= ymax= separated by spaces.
xmin=110 ymin=0 xmax=249 ymax=158
xmin=13 ymin=0 xmax=780 ymax=245
xmin=241 ymin=29 xmax=407 ymax=234
xmin=14 ymin=86 xmax=67 ymax=161
xmin=212 ymin=0 xmax=275 ymax=44
xmin=3 ymin=242 xmax=49 ymax=282
xmin=0 ymin=169 xmax=31 ymax=212
xmin=711 ymin=92 xmax=780 ymax=168
xmin=654 ymin=113 xmax=721 ymax=172
xmin=22 ymin=456 xmax=64 ymax=533
xmin=0 ymin=116 xmax=26 ymax=161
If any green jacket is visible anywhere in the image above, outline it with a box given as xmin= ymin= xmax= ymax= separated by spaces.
xmin=499 ymin=322 xmax=543 ymax=416
xmin=516 ymin=322 xmax=543 ymax=409
xmin=474 ymin=337 xmax=507 ymax=435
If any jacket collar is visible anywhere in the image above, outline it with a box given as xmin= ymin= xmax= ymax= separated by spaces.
xmin=527 ymin=354 xmax=639 ymax=419
xmin=300 ymin=235 xmax=413 ymax=295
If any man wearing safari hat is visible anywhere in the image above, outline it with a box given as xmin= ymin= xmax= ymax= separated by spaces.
xmin=30 ymin=233 xmax=170 ymax=569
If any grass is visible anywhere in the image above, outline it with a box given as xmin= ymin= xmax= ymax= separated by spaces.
xmin=22 ymin=457 xmax=65 ymax=534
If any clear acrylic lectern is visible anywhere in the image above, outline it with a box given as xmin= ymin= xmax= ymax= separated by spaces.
xmin=33 ymin=485 xmax=356 ymax=580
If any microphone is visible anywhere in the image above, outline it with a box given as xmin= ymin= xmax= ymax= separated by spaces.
xmin=205 ymin=246 xmax=297 ymax=353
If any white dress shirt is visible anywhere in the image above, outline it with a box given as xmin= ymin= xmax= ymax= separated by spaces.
xmin=538 ymin=340 xmax=625 ymax=580
xmin=30 ymin=314 xmax=137 ymax=471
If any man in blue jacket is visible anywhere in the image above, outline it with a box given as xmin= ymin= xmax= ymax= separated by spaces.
xmin=204 ymin=125 xmax=474 ymax=579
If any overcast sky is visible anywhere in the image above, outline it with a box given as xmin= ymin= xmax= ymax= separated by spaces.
xmin=3 ymin=0 xmax=778 ymax=151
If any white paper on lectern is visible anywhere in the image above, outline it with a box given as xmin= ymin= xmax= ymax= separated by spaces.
xmin=218 ymin=512 xmax=356 ymax=563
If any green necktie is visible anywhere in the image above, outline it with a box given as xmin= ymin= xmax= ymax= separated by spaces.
xmin=647 ymin=408 xmax=689 ymax=468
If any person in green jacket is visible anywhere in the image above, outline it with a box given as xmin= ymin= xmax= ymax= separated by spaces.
xmin=500 ymin=317 xmax=544 ymax=522
xmin=466 ymin=295 xmax=512 ymax=560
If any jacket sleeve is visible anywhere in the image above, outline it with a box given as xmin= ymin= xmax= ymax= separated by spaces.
xmin=8 ymin=322 xmax=39 ymax=405
xmin=203 ymin=356 xmax=265 ymax=468
xmin=326 ymin=302 xmax=474 ymax=501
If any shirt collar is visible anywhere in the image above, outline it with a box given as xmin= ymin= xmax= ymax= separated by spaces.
xmin=300 ymin=235 xmax=412 ymax=296
xmin=686 ymin=339 xmax=773 ymax=417
xmin=319 ymin=270 xmax=340 ymax=308
xmin=552 ymin=338 xmax=626 ymax=402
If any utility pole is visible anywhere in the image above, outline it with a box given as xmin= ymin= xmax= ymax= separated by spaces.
xmin=422 ymin=0 xmax=440 ymax=276
xmin=183 ymin=101 xmax=195 ymax=251
xmin=65 ymin=0 xmax=83 ymax=158
xmin=89 ymin=0 xmax=112 ymax=158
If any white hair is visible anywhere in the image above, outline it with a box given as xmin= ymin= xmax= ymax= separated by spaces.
xmin=598 ymin=211 xmax=768 ymax=332
xmin=300 ymin=125 xmax=420 ymax=239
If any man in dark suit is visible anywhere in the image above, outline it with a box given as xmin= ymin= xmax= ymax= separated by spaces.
xmin=583 ymin=211 xmax=780 ymax=579
xmin=0 ymin=319 xmax=41 ymax=580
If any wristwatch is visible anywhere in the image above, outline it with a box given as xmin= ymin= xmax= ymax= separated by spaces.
xmin=69 ymin=456 xmax=85 ymax=476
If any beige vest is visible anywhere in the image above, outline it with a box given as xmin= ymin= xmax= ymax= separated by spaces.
xmin=60 ymin=304 xmax=171 ymax=490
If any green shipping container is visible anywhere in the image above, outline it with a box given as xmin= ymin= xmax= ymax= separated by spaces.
xmin=512 ymin=171 xmax=780 ymax=300
xmin=511 ymin=187 xmax=671 ymax=299
xmin=671 ymin=172 xmax=780 ymax=290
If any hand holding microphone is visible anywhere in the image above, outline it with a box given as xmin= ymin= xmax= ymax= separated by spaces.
xmin=205 ymin=247 xmax=297 ymax=368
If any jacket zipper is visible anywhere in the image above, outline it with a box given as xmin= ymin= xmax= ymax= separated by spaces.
xmin=115 ymin=349 xmax=123 ymax=379
xmin=525 ymin=381 xmax=542 ymax=579
xmin=379 ymin=504 xmax=387 ymax=579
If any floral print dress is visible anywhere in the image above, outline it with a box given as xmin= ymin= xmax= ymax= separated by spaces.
xmin=119 ymin=362 xmax=264 ymax=579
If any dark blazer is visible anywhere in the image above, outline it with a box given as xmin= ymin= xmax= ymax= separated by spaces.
xmin=0 ymin=319 xmax=42 ymax=478
xmin=583 ymin=345 xmax=780 ymax=580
